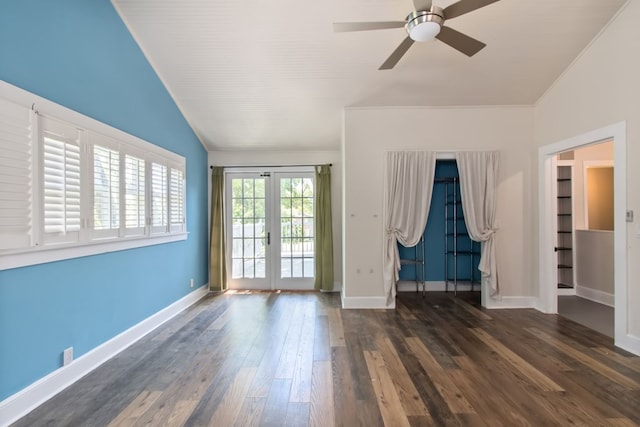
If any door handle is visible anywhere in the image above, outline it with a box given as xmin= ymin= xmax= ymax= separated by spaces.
xmin=267 ymin=232 xmax=271 ymax=245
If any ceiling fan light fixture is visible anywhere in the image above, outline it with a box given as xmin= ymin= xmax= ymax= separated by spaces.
xmin=405 ymin=9 xmax=444 ymax=42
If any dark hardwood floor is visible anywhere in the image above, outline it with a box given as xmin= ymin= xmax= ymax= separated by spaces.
xmin=13 ymin=291 xmax=640 ymax=426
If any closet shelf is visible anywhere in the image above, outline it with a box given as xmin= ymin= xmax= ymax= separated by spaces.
xmin=557 ymin=164 xmax=574 ymax=290
xmin=441 ymin=177 xmax=480 ymax=296
xmin=398 ymin=236 xmax=425 ymax=296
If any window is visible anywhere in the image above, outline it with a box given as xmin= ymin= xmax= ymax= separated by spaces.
xmin=0 ymin=97 xmax=33 ymax=251
xmin=0 ymin=81 xmax=187 ymax=270
xmin=151 ymin=162 xmax=168 ymax=233
xmin=42 ymin=117 xmax=82 ymax=244
xmin=169 ymin=167 xmax=185 ymax=232
xmin=92 ymin=144 xmax=120 ymax=234
xmin=124 ymin=154 xmax=145 ymax=236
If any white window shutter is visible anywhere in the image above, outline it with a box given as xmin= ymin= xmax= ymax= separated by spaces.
xmin=0 ymin=98 xmax=33 ymax=250
xmin=92 ymin=144 xmax=120 ymax=235
xmin=42 ymin=117 xmax=81 ymax=244
xmin=150 ymin=162 xmax=167 ymax=234
xmin=169 ymin=167 xmax=185 ymax=233
xmin=124 ymin=153 xmax=145 ymax=236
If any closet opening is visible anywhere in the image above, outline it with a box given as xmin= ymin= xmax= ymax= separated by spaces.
xmin=554 ymin=141 xmax=615 ymax=338
xmin=397 ymin=160 xmax=481 ymax=297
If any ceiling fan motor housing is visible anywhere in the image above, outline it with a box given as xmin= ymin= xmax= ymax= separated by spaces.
xmin=405 ymin=6 xmax=444 ymax=41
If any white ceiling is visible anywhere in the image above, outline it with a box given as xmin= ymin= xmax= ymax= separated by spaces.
xmin=113 ymin=0 xmax=626 ymax=151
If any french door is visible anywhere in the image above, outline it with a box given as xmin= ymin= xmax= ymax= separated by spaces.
xmin=225 ymin=170 xmax=315 ymax=290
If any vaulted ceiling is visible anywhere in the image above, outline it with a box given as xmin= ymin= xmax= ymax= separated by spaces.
xmin=112 ymin=0 xmax=626 ymax=151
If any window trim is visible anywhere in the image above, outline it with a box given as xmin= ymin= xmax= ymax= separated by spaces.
xmin=0 ymin=80 xmax=187 ymax=271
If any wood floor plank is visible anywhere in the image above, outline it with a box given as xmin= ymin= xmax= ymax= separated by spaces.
xmin=363 ymin=350 xmax=411 ymax=427
xmin=526 ymin=327 xmax=640 ymax=389
xmin=313 ymin=314 xmax=331 ymax=362
xmin=164 ymin=399 xmax=199 ymax=427
xmin=290 ymin=304 xmax=316 ymax=403
xmin=331 ymin=347 xmax=359 ymax=427
xmin=274 ymin=301 xmax=306 ymax=379
xmin=260 ymin=378 xmax=293 ymax=426
xmin=235 ymin=397 xmax=267 ymax=427
xmin=208 ymin=367 xmax=257 ymax=426
xmin=328 ymin=307 xmax=346 ymax=347
xmin=469 ymin=327 xmax=564 ymax=391
xmin=285 ymin=402 xmax=310 ymax=427
xmin=448 ymin=293 xmax=492 ymax=321
xmin=593 ymin=346 xmax=640 ymax=374
xmin=310 ymin=361 xmax=335 ymax=427
xmin=405 ymin=336 xmax=475 ymax=415
xmin=246 ymin=295 xmax=296 ymax=397
xmin=375 ymin=335 xmax=430 ymax=417
xmin=106 ymin=390 xmax=162 ymax=427
xmin=606 ymin=418 xmax=640 ymax=426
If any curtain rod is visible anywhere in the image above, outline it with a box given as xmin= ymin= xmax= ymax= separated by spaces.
xmin=210 ymin=164 xmax=332 ymax=169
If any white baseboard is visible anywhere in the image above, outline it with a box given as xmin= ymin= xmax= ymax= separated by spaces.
xmin=396 ymin=280 xmax=480 ymax=293
xmin=616 ymin=333 xmax=640 ymax=356
xmin=576 ymin=285 xmax=614 ymax=307
xmin=0 ymin=285 xmax=209 ymax=427
xmin=485 ymin=296 xmax=538 ymax=309
xmin=557 ymin=287 xmax=576 ymax=296
xmin=341 ymin=294 xmax=391 ymax=309
xmin=321 ymin=281 xmax=342 ymax=293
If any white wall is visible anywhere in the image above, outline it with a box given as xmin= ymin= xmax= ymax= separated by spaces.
xmin=571 ymin=141 xmax=614 ymax=230
xmin=534 ymin=0 xmax=640 ymax=340
xmin=343 ymin=107 xmax=534 ymax=305
xmin=575 ymin=230 xmax=614 ymax=297
xmin=208 ymin=150 xmax=343 ymax=288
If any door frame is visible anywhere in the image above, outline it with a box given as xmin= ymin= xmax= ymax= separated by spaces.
xmin=538 ymin=121 xmax=636 ymax=354
xmin=224 ymin=167 xmax=315 ymax=291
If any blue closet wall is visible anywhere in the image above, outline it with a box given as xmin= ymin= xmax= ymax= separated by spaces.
xmin=0 ymin=0 xmax=209 ymax=401
xmin=398 ymin=160 xmax=481 ymax=283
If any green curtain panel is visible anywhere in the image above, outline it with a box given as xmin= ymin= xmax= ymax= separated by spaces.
xmin=314 ymin=165 xmax=334 ymax=291
xmin=209 ymin=167 xmax=227 ymax=291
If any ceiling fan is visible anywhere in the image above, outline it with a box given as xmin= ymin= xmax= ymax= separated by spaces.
xmin=334 ymin=0 xmax=500 ymax=70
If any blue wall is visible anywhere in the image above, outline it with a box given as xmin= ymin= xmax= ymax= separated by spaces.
xmin=0 ymin=0 xmax=209 ymax=401
xmin=398 ymin=160 xmax=481 ymax=282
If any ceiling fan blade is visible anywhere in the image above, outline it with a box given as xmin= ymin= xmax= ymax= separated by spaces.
xmin=379 ymin=36 xmax=415 ymax=70
xmin=443 ymin=0 xmax=500 ymax=20
xmin=436 ymin=26 xmax=486 ymax=56
xmin=333 ymin=21 xmax=405 ymax=32
xmin=413 ymin=0 xmax=432 ymax=11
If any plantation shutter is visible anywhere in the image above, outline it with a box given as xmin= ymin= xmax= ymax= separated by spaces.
xmin=0 ymin=98 xmax=33 ymax=250
xmin=150 ymin=162 xmax=167 ymax=233
xmin=169 ymin=167 xmax=185 ymax=232
xmin=42 ymin=117 xmax=81 ymax=244
xmin=124 ymin=153 xmax=145 ymax=236
xmin=92 ymin=144 xmax=120 ymax=236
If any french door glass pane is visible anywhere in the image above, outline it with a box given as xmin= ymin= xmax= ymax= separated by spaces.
xmin=279 ymin=177 xmax=314 ymax=279
xmin=231 ymin=177 xmax=266 ymax=279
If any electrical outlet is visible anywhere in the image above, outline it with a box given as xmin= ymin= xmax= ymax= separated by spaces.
xmin=63 ymin=347 xmax=73 ymax=366
xmin=190 ymin=278 xmax=194 ymax=288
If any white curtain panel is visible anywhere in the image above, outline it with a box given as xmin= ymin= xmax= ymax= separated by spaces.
xmin=455 ymin=151 xmax=500 ymax=296
xmin=383 ymin=151 xmax=436 ymax=305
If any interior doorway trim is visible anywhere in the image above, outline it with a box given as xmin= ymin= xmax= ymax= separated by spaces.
xmin=538 ymin=121 xmax=638 ymax=355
